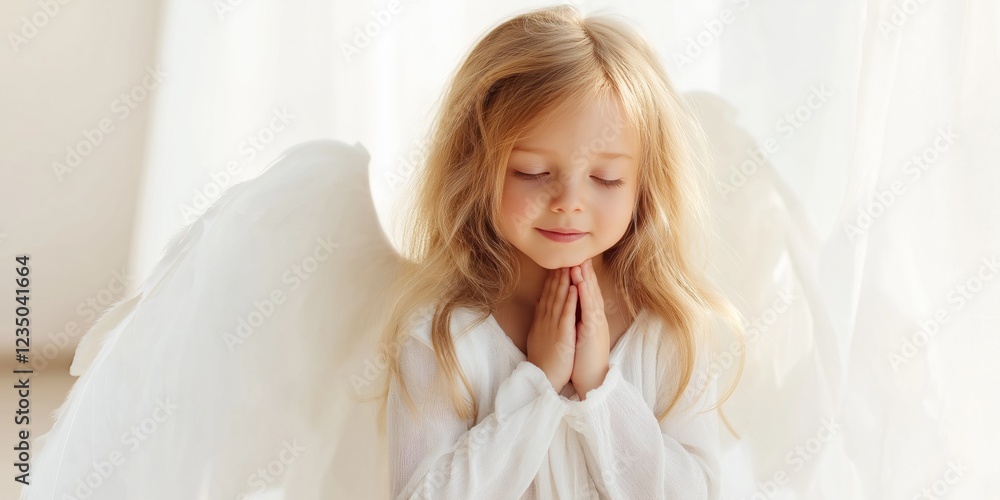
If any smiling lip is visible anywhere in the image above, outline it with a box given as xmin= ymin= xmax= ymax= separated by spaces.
xmin=540 ymin=227 xmax=584 ymax=234
xmin=536 ymin=228 xmax=587 ymax=242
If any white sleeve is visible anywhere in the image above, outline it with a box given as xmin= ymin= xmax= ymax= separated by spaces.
xmin=562 ymin=361 xmax=722 ymax=500
xmin=388 ymin=335 xmax=568 ymax=499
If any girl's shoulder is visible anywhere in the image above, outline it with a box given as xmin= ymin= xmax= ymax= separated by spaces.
xmin=404 ymin=303 xmax=493 ymax=351
xmin=402 ymin=304 xmax=496 ymax=386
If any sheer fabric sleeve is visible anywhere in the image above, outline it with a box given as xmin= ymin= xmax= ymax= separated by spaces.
xmin=562 ymin=361 xmax=722 ymax=500
xmin=387 ymin=334 xmax=569 ymax=499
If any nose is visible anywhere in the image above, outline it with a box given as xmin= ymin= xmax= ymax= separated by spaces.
xmin=548 ymin=172 xmax=584 ymax=214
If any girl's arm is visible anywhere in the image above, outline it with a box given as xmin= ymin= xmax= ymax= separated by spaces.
xmin=563 ymin=361 xmax=723 ymax=500
xmin=388 ymin=334 xmax=567 ymax=499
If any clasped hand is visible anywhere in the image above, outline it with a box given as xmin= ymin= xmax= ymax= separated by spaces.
xmin=525 ymin=258 xmax=610 ymax=400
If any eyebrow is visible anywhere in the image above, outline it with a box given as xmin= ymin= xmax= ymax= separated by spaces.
xmin=511 ymin=145 xmax=633 ymax=160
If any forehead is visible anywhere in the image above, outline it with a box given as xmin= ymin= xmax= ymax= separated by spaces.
xmin=511 ymin=95 xmax=635 ymax=160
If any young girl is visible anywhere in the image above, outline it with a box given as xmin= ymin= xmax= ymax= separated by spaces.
xmin=376 ymin=5 xmax=744 ymax=499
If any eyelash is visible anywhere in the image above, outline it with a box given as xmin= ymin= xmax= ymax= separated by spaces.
xmin=513 ymin=171 xmax=625 ymax=188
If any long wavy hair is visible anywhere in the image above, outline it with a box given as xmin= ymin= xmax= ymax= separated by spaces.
xmin=369 ymin=4 xmax=745 ymax=436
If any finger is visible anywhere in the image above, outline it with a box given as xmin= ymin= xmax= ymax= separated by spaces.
xmin=583 ymin=279 xmax=602 ymax=327
xmin=577 ymin=279 xmax=592 ymax=324
xmin=554 ymin=268 xmax=570 ymax=317
xmin=586 ymin=259 xmax=598 ymax=288
xmin=576 ymin=282 xmax=590 ymax=340
xmin=571 ymin=265 xmax=583 ymax=285
xmin=561 ymin=284 xmax=578 ymax=360
xmin=545 ymin=268 xmax=561 ymax=318
xmin=582 ymin=281 xmax=604 ymax=341
xmin=538 ymin=268 xmax=557 ymax=317
xmin=561 ymin=283 xmax=577 ymax=330
xmin=587 ymin=259 xmax=604 ymax=306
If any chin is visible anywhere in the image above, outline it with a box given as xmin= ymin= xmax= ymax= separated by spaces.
xmin=528 ymin=251 xmax=591 ymax=270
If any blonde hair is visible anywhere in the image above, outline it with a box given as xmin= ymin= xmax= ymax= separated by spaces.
xmin=369 ymin=4 xmax=745 ymax=437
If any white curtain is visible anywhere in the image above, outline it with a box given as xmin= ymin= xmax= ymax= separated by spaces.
xmin=133 ymin=1 xmax=999 ymax=498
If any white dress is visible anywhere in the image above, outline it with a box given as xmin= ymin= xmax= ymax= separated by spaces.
xmin=388 ymin=305 xmax=723 ymax=500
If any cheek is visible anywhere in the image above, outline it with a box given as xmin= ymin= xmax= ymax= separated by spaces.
xmin=595 ymin=192 xmax=635 ymax=233
xmin=500 ymin=184 xmax=535 ymax=235
xmin=502 ymin=183 xmax=552 ymax=227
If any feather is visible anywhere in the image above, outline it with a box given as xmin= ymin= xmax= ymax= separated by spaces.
xmin=24 ymin=139 xmax=399 ymax=500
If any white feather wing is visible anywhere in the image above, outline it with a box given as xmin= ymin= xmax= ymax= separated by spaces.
xmin=24 ymin=139 xmax=400 ymax=500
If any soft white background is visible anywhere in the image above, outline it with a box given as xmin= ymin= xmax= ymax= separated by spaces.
xmin=2 ymin=0 xmax=997 ymax=498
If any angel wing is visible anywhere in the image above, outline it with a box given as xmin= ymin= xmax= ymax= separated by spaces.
xmin=689 ymin=92 xmax=866 ymax=498
xmin=23 ymin=139 xmax=401 ymax=500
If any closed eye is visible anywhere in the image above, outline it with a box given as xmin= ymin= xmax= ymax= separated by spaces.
xmin=513 ymin=171 xmax=625 ymax=188
xmin=593 ymin=177 xmax=625 ymax=188
xmin=513 ymin=171 xmax=546 ymax=181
